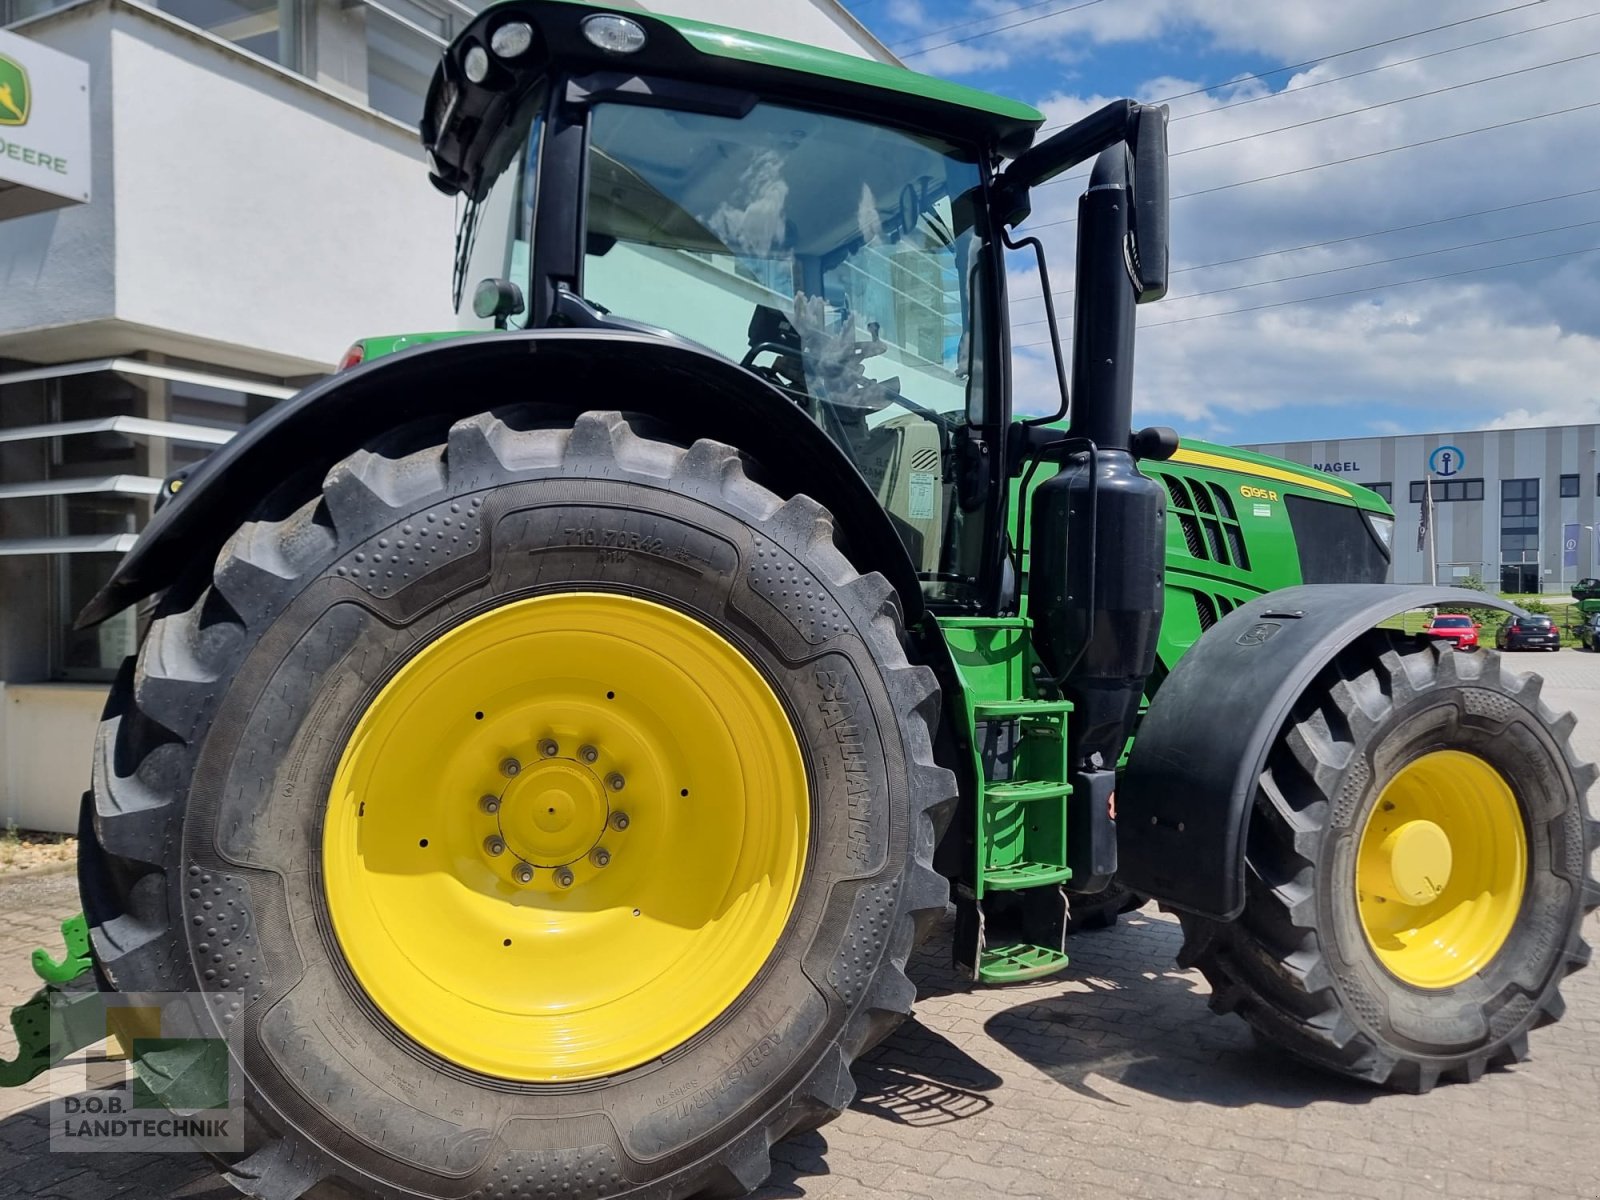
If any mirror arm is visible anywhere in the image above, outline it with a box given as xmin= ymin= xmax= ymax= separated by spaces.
xmin=996 ymin=99 xmax=1137 ymax=225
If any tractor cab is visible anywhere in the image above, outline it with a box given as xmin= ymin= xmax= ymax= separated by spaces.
xmin=433 ymin=2 xmax=1029 ymax=608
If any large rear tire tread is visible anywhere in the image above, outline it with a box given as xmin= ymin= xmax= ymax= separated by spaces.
xmin=82 ymin=409 xmax=956 ymax=1200
xmin=1176 ymin=632 xmax=1600 ymax=1094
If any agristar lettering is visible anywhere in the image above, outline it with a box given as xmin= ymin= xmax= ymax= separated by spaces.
xmin=0 ymin=135 xmax=67 ymax=172
xmin=1312 ymin=461 xmax=1361 ymax=474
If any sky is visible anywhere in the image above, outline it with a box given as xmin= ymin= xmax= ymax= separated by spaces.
xmin=842 ymin=0 xmax=1600 ymax=443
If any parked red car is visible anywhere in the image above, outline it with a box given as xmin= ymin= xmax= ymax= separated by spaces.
xmin=1421 ymin=613 xmax=1480 ymax=650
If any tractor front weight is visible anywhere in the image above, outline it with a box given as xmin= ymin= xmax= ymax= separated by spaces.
xmin=1 ymin=914 xmax=100 ymax=1089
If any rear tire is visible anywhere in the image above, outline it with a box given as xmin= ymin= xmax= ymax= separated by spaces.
xmin=1177 ymin=632 xmax=1598 ymax=1091
xmin=81 ymin=410 xmax=955 ymax=1198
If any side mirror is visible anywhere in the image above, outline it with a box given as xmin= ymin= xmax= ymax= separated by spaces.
xmin=1128 ymin=104 xmax=1169 ymax=302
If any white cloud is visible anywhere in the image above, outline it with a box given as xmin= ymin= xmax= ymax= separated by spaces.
xmin=972 ymin=0 xmax=1600 ymax=437
xmin=1485 ymin=397 xmax=1600 ymax=430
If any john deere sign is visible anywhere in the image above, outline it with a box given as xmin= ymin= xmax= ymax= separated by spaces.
xmin=0 ymin=55 xmax=30 ymax=126
xmin=0 ymin=29 xmax=89 ymax=220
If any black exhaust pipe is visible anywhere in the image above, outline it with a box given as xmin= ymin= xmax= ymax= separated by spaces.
xmin=1025 ymin=112 xmax=1170 ymax=889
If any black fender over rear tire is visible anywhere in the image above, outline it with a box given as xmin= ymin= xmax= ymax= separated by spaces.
xmin=1177 ymin=632 xmax=1599 ymax=1092
xmin=80 ymin=410 xmax=956 ymax=1199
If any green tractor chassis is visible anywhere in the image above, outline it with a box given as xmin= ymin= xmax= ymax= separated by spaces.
xmin=6 ymin=4 xmax=1593 ymax=1199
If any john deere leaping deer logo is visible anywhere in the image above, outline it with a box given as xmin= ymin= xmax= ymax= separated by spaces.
xmin=0 ymin=55 xmax=30 ymax=127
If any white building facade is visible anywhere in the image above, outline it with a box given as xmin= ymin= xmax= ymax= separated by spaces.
xmin=0 ymin=0 xmax=894 ymax=831
xmin=1245 ymin=423 xmax=1600 ymax=595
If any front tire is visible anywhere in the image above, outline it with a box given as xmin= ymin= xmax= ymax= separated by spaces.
xmin=1178 ymin=632 xmax=1598 ymax=1091
xmin=82 ymin=410 xmax=955 ymax=1198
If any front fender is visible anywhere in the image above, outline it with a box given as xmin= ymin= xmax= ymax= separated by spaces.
xmin=1117 ymin=584 xmax=1520 ymax=920
xmin=79 ymin=329 xmax=922 ymax=627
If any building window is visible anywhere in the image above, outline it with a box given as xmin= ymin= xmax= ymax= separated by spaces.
xmin=363 ymin=0 xmax=457 ymax=125
xmin=54 ymin=497 xmax=143 ymax=677
xmin=1409 ymin=478 xmax=1483 ymax=503
xmin=1500 ymin=478 xmax=1540 ymax=565
xmin=156 ymin=0 xmax=300 ymax=66
xmin=1561 ymin=473 xmax=1580 ymax=498
xmin=5 ymin=0 xmax=469 ymax=125
xmin=1360 ymin=482 xmax=1393 ymax=504
xmin=1 ymin=359 xmax=292 ymax=682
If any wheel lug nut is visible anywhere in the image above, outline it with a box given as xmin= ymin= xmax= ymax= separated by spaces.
xmin=555 ymin=867 xmax=575 ymax=888
xmin=512 ymin=862 xmax=533 ymax=884
xmin=484 ymin=835 xmax=506 ymax=857
xmin=590 ymin=848 xmax=611 ymax=868
xmin=579 ymin=744 xmax=599 ymax=764
xmin=610 ymin=811 xmax=630 ymax=832
xmin=539 ymin=739 xmax=559 ymax=758
xmin=606 ymin=772 xmax=626 ymax=792
xmin=500 ymin=758 xmax=521 ymax=778
xmin=479 ymin=794 xmax=501 ymax=814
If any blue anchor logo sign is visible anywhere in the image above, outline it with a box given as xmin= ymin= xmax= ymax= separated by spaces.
xmin=1428 ymin=445 xmax=1464 ymax=477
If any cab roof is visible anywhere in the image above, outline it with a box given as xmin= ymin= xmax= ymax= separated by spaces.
xmin=424 ymin=0 xmax=1045 ymax=199
xmin=640 ymin=4 xmax=1043 ymax=135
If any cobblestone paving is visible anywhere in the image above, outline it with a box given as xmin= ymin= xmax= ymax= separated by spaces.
xmin=3 ymin=650 xmax=1597 ymax=1199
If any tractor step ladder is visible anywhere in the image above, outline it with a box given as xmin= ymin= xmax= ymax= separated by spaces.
xmin=966 ymin=697 xmax=1073 ymax=983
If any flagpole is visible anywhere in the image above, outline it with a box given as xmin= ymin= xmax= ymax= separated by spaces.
xmin=1427 ymin=469 xmax=1438 ymax=586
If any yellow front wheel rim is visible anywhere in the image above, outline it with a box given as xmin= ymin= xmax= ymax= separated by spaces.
xmin=1355 ymin=750 xmax=1527 ymax=989
xmin=322 ymin=593 xmax=810 ymax=1082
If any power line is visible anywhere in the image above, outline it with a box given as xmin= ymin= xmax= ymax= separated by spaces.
xmin=1006 ymin=185 xmax=1600 ymax=305
xmin=1033 ymin=0 xmax=1553 ymax=134
xmin=1035 ymin=50 xmax=1600 ymax=195
xmin=1023 ymin=99 xmax=1600 ymax=231
xmin=1168 ymin=9 xmax=1600 ymax=125
xmin=1166 ymin=50 xmax=1600 ymax=161
xmin=1012 ymin=243 xmax=1600 ymax=349
xmin=1010 ymin=217 xmax=1600 ymax=328
xmin=889 ymin=0 xmax=1075 ymax=51
xmin=898 ymin=0 xmax=1112 ymax=59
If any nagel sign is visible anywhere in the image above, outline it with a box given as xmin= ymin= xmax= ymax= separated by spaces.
xmin=0 ymin=27 xmax=89 ymax=219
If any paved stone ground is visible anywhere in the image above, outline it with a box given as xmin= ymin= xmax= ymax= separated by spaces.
xmin=3 ymin=650 xmax=1598 ymax=1200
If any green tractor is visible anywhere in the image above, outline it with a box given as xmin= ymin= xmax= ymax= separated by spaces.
xmin=1573 ymin=578 xmax=1600 ymax=649
xmin=7 ymin=4 xmax=1596 ymax=1197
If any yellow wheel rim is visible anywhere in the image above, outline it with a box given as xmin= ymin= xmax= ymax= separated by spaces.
xmin=1355 ymin=750 xmax=1527 ymax=989
xmin=322 ymin=593 xmax=809 ymax=1082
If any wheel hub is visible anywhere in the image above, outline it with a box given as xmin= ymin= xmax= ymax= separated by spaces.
xmin=321 ymin=592 xmax=809 ymax=1082
xmin=496 ymin=756 xmax=611 ymax=869
xmin=1369 ymin=819 xmax=1452 ymax=905
xmin=1355 ymin=749 xmax=1526 ymax=989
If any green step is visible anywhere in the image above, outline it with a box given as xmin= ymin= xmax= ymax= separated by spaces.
xmin=980 ymin=860 xmax=1073 ymax=891
xmin=972 ymin=700 xmax=1072 ymax=720
xmin=983 ymin=779 xmax=1071 ymax=804
xmin=977 ymin=941 xmax=1071 ymax=984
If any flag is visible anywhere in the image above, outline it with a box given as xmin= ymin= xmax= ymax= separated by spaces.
xmin=1417 ymin=478 xmax=1430 ymax=553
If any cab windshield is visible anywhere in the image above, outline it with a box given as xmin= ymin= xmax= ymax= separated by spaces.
xmin=581 ymin=100 xmax=993 ymax=600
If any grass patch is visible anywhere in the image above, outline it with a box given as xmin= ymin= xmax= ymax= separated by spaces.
xmin=1378 ymin=602 xmax=1592 ymax=649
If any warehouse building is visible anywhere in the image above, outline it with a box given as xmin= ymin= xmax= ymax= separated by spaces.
xmin=1244 ymin=424 xmax=1600 ymax=593
xmin=0 ymin=0 xmax=894 ymax=831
